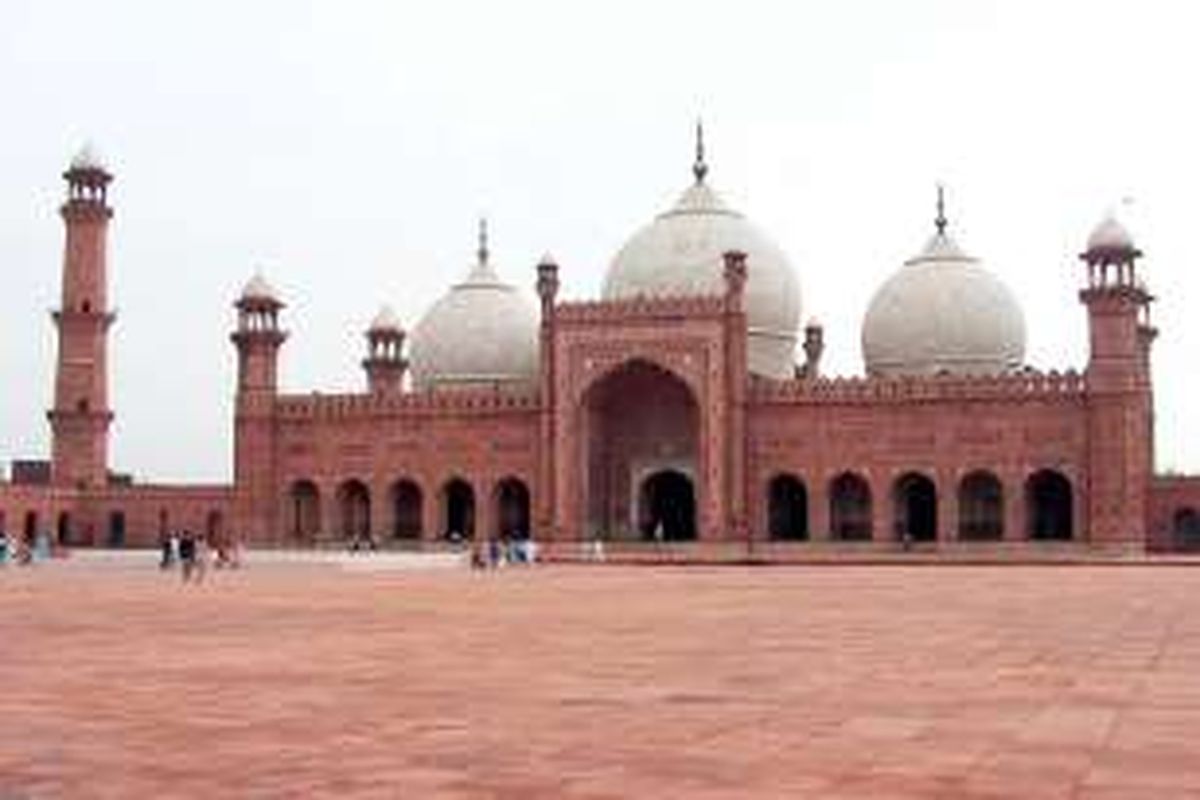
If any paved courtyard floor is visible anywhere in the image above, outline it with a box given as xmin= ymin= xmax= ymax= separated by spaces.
xmin=2 ymin=560 xmax=1200 ymax=798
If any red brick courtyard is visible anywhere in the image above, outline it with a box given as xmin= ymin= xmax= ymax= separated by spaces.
xmin=3 ymin=560 xmax=1200 ymax=798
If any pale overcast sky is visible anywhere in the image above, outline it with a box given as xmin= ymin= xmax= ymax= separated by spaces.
xmin=1 ymin=0 xmax=1197 ymax=481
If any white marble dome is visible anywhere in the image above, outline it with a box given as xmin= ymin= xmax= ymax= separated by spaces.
xmin=70 ymin=142 xmax=106 ymax=172
xmin=240 ymin=272 xmax=280 ymax=304
xmin=862 ymin=228 xmax=1026 ymax=377
xmin=409 ymin=238 xmax=539 ymax=391
xmin=1087 ymin=214 xmax=1135 ymax=252
xmin=602 ymin=164 xmax=801 ymax=379
xmin=369 ymin=304 xmax=402 ymax=333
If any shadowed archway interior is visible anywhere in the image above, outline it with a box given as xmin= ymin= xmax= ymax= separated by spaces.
xmin=582 ymin=359 xmax=698 ymax=541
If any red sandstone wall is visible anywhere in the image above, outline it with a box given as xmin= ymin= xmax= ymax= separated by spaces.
xmin=747 ymin=376 xmax=1090 ymax=543
xmin=1147 ymin=476 xmax=1200 ymax=551
xmin=268 ymin=395 xmax=539 ymax=544
xmin=0 ymin=482 xmax=231 ymax=548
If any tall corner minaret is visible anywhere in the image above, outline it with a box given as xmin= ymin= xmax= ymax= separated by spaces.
xmin=230 ymin=272 xmax=286 ymax=542
xmin=49 ymin=144 xmax=115 ymax=489
xmin=1079 ymin=212 xmax=1154 ymax=548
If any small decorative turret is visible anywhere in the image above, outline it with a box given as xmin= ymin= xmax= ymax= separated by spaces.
xmin=1081 ymin=213 xmax=1144 ymax=292
xmin=363 ymin=305 xmax=408 ymax=395
xmin=536 ymin=252 xmax=560 ymax=320
xmin=231 ymin=272 xmax=286 ymax=395
xmin=802 ymin=318 xmax=825 ymax=379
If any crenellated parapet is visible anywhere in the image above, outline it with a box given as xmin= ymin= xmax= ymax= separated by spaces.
xmin=275 ymin=387 xmax=541 ymax=420
xmin=750 ymin=368 xmax=1088 ymax=407
xmin=555 ymin=293 xmax=726 ymax=325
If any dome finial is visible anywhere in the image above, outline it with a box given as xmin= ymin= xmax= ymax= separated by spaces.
xmin=935 ymin=183 xmax=948 ymax=236
xmin=477 ymin=217 xmax=489 ymax=266
xmin=693 ymin=119 xmax=708 ymax=184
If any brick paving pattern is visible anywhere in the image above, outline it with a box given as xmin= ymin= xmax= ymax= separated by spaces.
xmin=2 ymin=563 xmax=1200 ymax=797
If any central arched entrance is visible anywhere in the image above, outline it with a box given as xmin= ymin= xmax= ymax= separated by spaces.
xmin=581 ymin=359 xmax=699 ymax=541
xmin=893 ymin=472 xmax=937 ymax=542
xmin=638 ymin=469 xmax=696 ymax=541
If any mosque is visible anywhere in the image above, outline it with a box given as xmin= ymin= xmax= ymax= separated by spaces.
xmin=2 ymin=134 xmax=1199 ymax=556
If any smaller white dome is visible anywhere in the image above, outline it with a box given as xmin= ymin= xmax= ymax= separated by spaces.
xmin=240 ymin=272 xmax=279 ymax=303
xmin=862 ymin=228 xmax=1026 ymax=377
xmin=70 ymin=142 xmax=106 ymax=172
xmin=409 ymin=229 xmax=539 ymax=391
xmin=369 ymin=304 xmax=402 ymax=333
xmin=1087 ymin=214 xmax=1135 ymax=252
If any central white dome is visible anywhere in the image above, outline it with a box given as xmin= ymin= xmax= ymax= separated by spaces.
xmin=409 ymin=230 xmax=539 ymax=391
xmin=862 ymin=219 xmax=1026 ymax=377
xmin=602 ymin=159 xmax=801 ymax=379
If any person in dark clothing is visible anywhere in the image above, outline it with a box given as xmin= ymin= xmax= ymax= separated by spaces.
xmin=159 ymin=530 xmax=174 ymax=569
xmin=178 ymin=530 xmax=196 ymax=582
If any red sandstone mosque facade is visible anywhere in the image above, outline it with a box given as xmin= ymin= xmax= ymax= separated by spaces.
xmin=3 ymin=139 xmax=1200 ymax=556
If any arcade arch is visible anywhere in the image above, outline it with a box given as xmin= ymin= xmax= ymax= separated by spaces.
xmin=441 ymin=478 xmax=475 ymax=540
xmin=288 ymin=480 xmax=321 ymax=542
xmin=390 ymin=479 xmax=423 ymax=539
xmin=1026 ymin=470 xmax=1074 ymax=540
xmin=767 ymin=473 xmax=808 ymax=541
xmin=829 ymin=472 xmax=872 ymax=540
xmin=958 ymin=470 xmax=1004 ymax=540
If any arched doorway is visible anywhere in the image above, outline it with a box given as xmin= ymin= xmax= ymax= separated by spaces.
xmin=582 ymin=359 xmax=699 ymax=541
xmin=57 ymin=512 xmax=72 ymax=546
xmin=495 ymin=478 xmax=531 ymax=539
xmin=1026 ymin=470 xmax=1073 ymax=540
xmin=337 ymin=480 xmax=371 ymax=541
xmin=768 ymin=474 xmax=808 ymax=540
xmin=391 ymin=479 xmax=423 ymax=540
xmin=23 ymin=511 xmax=38 ymax=546
xmin=829 ymin=472 xmax=872 ymax=540
xmin=639 ymin=470 xmax=696 ymax=541
xmin=1173 ymin=507 xmax=1200 ymax=551
xmin=893 ymin=473 xmax=937 ymax=542
xmin=958 ymin=471 xmax=1004 ymax=540
xmin=107 ymin=511 xmax=126 ymax=547
xmin=442 ymin=478 xmax=475 ymax=540
xmin=289 ymin=480 xmax=322 ymax=542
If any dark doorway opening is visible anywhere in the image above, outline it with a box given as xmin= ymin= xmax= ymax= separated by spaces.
xmin=391 ymin=480 xmax=423 ymax=539
xmin=639 ymin=470 xmax=696 ymax=541
xmin=337 ymin=480 xmax=371 ymax=541
xmin=443 ymin=479 xmax=475 ymax=540
xmin=893 ymin=473 xmax=937 ymax=542
xmin=107 ymin=511 xmax=126 ymax=547
xmin=1027 ymin=470 xmax=1073 ymax=540
xmin=496 ymin=478 xmax=531 ymax=539
xmin=768 ymin=474 xmax=808 ymax=540
xmin=958 ymin=471 xmax=1004 ymax=540
xmin=289 ymin=480 xmax=321 ymax=542
xmin=830 ymin=472 xmax=872 ymax=540
xmin=1174 ymin=507 xmax=1200 ymax=551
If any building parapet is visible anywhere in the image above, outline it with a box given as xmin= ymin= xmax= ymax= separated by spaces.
xmin=554 ymin=294 xmax=726 ymax=324
xmin=750 ymin=368 xmax=1088 ymax=406
xmin=274 ymin=387 xmax=541 ymax=420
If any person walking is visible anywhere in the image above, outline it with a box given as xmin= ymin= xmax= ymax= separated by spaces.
xmin=178 ymin=530 xmax=196 ymax=582
xmin=159 ymin=530 xmax=174 ymax=569
xmin=194 ymin=533 xmax=210 ymax=584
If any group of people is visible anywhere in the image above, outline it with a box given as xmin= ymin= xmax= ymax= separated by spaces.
xmin=0 ymin=529 xmax=53 ymax=566
xmin=470 ymin=534 xmax=538 ymax=570
xmin=159 ymin=530 xmax=241 ymax=582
